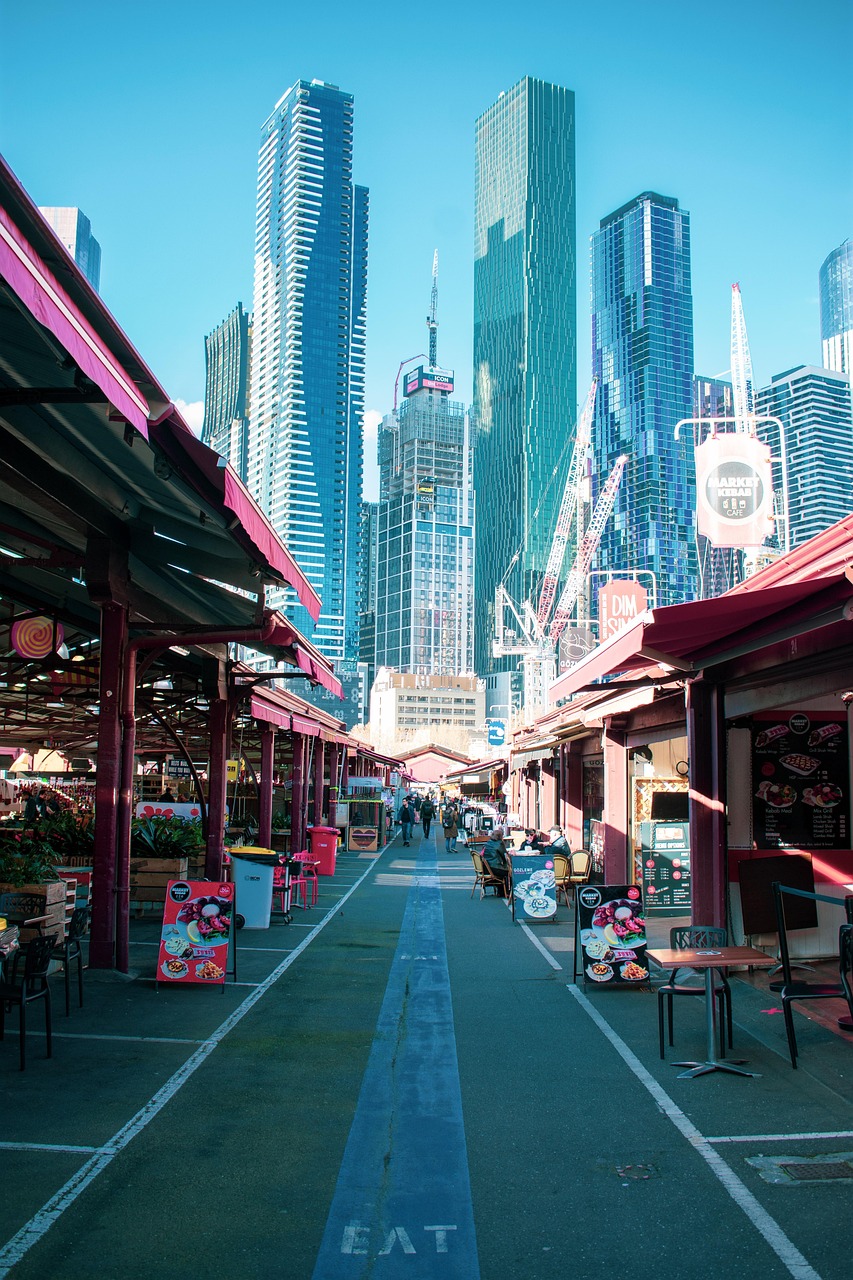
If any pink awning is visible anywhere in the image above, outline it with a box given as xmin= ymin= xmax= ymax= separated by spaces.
xmin=250 ymin=697 xmax=291 ymax=730
xmin=0 ymin=205 xmax=150 ymax=436
xmin=292 ymin=714 xmax=320 ymax=737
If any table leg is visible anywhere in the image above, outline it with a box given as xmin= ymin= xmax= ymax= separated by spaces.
xmin=673 ymin=967 xmax=760 ymax=1079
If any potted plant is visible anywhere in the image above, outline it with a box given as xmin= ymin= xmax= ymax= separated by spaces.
xmin=0 ymin=832 xmax=61 ymax=889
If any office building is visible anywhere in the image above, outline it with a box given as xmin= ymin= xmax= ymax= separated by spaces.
xmin=369 ymin=670 xmax=485 ymax=757
xmin=591 ymin=192 xmax=697 ymax=607
xmin=39 ymin=206 xmax=101 ymax=291
xmin=246 ymin=79 xmax=368 ymax=724
xmin=756 ymin=365 xmax=853 ymax=550
xmin=820 ymin=239 xmax=852 ymax=375
xmin=202 ymin=303 xmax=251 ymax=481
xmin=358 ymin=500 xmax=379 ymax=679
xmin=375 ymin=361 xmax=474 ymax=677
xmin=472 ymin=76 xmax=577 ymax=682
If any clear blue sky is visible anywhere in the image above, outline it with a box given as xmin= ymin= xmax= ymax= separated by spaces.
xmin=3 ymin=1 xmax=851 ymax=499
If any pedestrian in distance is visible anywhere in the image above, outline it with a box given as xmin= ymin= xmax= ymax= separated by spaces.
xmin=420 ymin=794 xmax=435 ymax=838
xmin=398 ymin=798 xmax=414 ymax=846
xmin=442 ymin=805 xmax=459 ymax=854
xmin=412 ymin=793 xmax=422 ymax=825
xmin=158 ymin=785 xmax=176 ymax=803
xmin=22 ymin=787 xmax=41 ymax=825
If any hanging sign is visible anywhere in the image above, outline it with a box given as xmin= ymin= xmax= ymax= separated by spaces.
xmin=751 ymin=711 xmax=849 ymax=849
xmin=156 ymin=880 xmax=234 ymax=987
xmin=599 ymin=581 xmax=648 ymax=639
xmin=576 ymin=884 xmax=648 ymax=986
xmin=11 ymin=616 xmax=63 ymax=659
xmin=695 ymin=432 xmax=774 ymax=547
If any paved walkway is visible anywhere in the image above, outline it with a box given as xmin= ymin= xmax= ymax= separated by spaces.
xmin=1 ymin=830 xmax=851 ymax=1278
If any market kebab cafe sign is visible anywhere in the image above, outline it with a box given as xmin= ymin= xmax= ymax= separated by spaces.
xmin=694 ymin=432 xmax=774 ymax=548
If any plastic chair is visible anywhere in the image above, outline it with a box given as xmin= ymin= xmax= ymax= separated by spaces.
xmin=281 ymin=853 xmax=310 ymax=910
xmin=290 ymin=850 xmax=319 ymax=906
xmin=552 ymin=853 xmax=571 ymax=906
xmin=658 ymin=926 xmax=733 ymax=1060
xmin=770 ymin=884 xmax=846 ymax=1069
xmin=0 ymin=892 xmax=49 ymax=935
xmin=470 ymin=851 xmax=505 ymax=899
xmin=50 ymin=906 xmax=89 ymax=1016
xmin=0 ymin=933 xmax=58 ymax=1070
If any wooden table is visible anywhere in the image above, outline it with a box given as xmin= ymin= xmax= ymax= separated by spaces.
xmin=647 ymin=945 xmax=776 ymax=1079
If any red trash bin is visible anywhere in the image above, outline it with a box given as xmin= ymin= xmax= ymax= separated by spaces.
xmin=308 ymin=825 xmax=339 ymax=876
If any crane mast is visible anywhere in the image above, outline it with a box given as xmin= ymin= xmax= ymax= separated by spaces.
xmin=550 ymin=455 xmax=628 ymax=644
xmin=427 ymin=249 xmax=438 ymax=369
xmin=534 ymin=377 xmax=598 ymax=639
xmin=730 ymin=282 xmax=755 ymax=433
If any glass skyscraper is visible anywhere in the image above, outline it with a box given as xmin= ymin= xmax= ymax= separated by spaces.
xmin=375 ymin=379 xmax=474 ymax=676
xmin=472 ymin=76 xmax=577 ymax=678
xmin=247 ymin=79 xmax=367 ymax=717
xmin=756 ymin=365 xmax=853 ymax=550
xmin=819 ymin=239 xmax=852 ymax=375
xmin=591 ymin=192 xmax=696 ymax=607
xmin=39 ymin=206 xmax=101 ymax=292
xmin=202 ymin=302 xmax=251 ymax=481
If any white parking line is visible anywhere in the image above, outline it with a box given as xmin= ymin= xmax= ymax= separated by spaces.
xmin=706 ymin=1131 xmax=853 ymax=1145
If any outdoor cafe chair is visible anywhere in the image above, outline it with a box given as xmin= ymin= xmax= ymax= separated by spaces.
xmin=658 ymin=926 xmax=733 ymax=1060
xmin=290 ymin=850 xmax=319 ymax=906
xmin=0 ymin=892 xmax=49 ymax=936
xmin=567 ymin=850 xmax=592 ymax=904
xmin=470 ymin=851 xmax=504 ymax=899
xmin=552 ymin=853 xmax=571 ymax=907
xmin=50 ymin=906 xmax=89 ymax=1016
xmin=0 ymin=933 xmax=58 ymax=1070
xmin=771 ymin=883 xmax=847 ymax=1069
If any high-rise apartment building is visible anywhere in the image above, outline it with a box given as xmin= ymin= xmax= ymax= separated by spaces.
xmin=375 ymin=370 xmax=474 ymax=676
xmin=756 ymin=365 xmax=853 ymax=550
xmin=820 ymin=239 xmax=853 ymax=375
xmin=246 ymin=79 xmax=367 ymax=723
xmin=202 ymin=303 xmax=251 ymax=481
xmin=39 ymin=206 xmax=101 ymax=291
xmin=472 ymin=77 xmax=577 ymax=681
xmin=591 ymin=192 xmax=696 ymax=607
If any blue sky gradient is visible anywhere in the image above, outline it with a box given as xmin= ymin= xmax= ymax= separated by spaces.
xmin=3 ymin=1 xmax=851 ymax=497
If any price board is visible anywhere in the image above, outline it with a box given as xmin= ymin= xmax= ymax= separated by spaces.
xmin=156 ymin=880 xmax=234 ymax=988
xmin=639 ymin=820 xmax=691 ymax=914
xmin=510 ymin=853 xmax=557 ymax=923
xmin=751 ymin=711 xmax=849 ymax=849
xmin=575 ymin=884 xmax=649 ymax=987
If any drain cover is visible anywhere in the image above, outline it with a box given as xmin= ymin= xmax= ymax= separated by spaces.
xmin=780 ymin=1161 xmax=853 ymax=1182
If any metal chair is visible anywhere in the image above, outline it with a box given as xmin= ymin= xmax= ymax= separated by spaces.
xmin=771 ymin=884 xmax=846 ymax=1069
xmin=552 ymin=853 xmax=571 ymax=907
xmin=658 ymin=926 xmax=733 ymax=1059
xmin=50 ymin=906 xmax=89 ymax=1015
xmin=0 ymin=933 xmax=58 ymax=1069
xmin=470 ymin=851 xmax=504 ymax=899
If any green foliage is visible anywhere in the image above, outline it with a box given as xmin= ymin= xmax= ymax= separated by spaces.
xmin=131 ymin=816 xmax=205 ymax=859
xmin=39 ymin=813 xmax=96 ymax=862
xmin=271 ymin=811 xmax=288 ymax=831
xmin=0 ymin=833 xmax=61 ymax=887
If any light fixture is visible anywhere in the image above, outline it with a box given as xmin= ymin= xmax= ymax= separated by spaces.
xmin=152 ymin=679 xmax=173 ymax=691
xmin=45 ymin=700 xmax=66 ymax=709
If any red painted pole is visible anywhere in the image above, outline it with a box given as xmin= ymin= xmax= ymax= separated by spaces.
xmin=291 ymin=734 xmax=305 ymax=852
xmin=90 ymin=601 xmax=127 ymax=969
xmin=259 ymin=725 xmax=275 ymax=848
xmin=313 ymin=739 xmax=326 ymax=825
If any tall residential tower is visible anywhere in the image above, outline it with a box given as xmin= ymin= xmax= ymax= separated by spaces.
xmin=472 ymin=77 xmax=577 ymax=686
xmin=591 ymin=192 xmax=696 ymax=607
xmin=819 ymin=239 xmax=852 ymax=375
xmin=247 ymin=79 xmax=367 ymax=720
xmin=39 ymin=206 xmax=101 ymax=292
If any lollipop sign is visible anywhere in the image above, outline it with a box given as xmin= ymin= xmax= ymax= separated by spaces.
xmin=11 ymin=617 xmax=63 ymax=659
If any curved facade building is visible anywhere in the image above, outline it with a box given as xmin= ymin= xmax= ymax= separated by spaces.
xmin=820 ymin=239 xmax=852 ymax=375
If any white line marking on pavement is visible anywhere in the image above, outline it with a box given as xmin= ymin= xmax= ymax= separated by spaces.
xmin=0 ymin=1143 xmax=100 ymax=1155
xmin=566 ymin=983 xmax=823 ymax=1280
xmin=519 ymin=922 xmax=564 ymax=970
xmin=2 ymin=1032 xmax=209 ymax=1045
xmin=706 ymin=1131 xmax=853 ymax=1144
xmin=0 ymin=853 xmax=384 ymax=1278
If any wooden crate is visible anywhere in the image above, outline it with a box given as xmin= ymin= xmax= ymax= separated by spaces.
xmin=0 ymin=879 xmax=66 ymax=942
xmin=129 ymin=857 xmax=188 ymax=913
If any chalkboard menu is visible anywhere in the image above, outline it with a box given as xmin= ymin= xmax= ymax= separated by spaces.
xmin=639 ymin=820 xmax=691 ymax=914
xmin=751 ymin=712 xmax=849 ymax=850
xmin=576 ymin=884 xmax=648 ymax=986
xmin=510 ymin=854 xmax=557 ymax=923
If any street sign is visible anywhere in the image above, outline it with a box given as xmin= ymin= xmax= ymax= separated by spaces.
xmin=486 ymin=719 xmax=506 ymax=747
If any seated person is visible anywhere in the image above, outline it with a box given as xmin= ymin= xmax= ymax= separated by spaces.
xmin=547 ymin=825 xmax=569 ymax=853
xmin=481 ymin=826 xmax=510 ymax=895
xmin=519 ymin=828 xmax=545 ymax=851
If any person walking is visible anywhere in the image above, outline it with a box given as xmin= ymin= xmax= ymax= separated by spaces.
xmin=442 ymin=804 xmax=459 ymax=854
xmin=398 ymin=798 xmax=414 ymax=846
xmin=420 ymin=795 xmax=435 ymax=838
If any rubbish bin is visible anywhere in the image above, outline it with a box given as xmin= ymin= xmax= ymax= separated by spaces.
xmin=227 ymin=846 xmax=278 ymax=928
xmin=308 ymin=825 xmax=339 ymax=876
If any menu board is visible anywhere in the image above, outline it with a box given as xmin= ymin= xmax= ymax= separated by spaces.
xmin=510 ymin=854 xmax=557 ymax=923
xmin=751 ymin=712 xmax=849 ymax=850
xmin=576 ymin=884 xmax=648 ymax=986
xmin=639 ymin=821 xmax=691 ymax=913
xmin=156 ymin=880 xmax=234 ymax=987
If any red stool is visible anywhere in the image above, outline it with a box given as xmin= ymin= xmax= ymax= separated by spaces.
xmin=290 ymin=851 xmax=318 ymax=907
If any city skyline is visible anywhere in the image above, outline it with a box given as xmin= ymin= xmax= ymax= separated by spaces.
xmin=4 ymin=2 xmax=849 ymax=507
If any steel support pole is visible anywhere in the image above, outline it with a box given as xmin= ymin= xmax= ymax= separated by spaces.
xmin=259 ymin=724 xmax=275 ymax=848
xmin=686 ymin=678 xmax=727 ymax=928
xmin=89 ymin=601 xmax=127 ymax=968
xmin=291 ymin=733 xmax=306 ymax=853
xmin=603 ymin=725 xmax=629 ymax=883
xmin=206 ymin=697 xmax=229 ymax=879
xmin=313 ymin=739 xmax=326 ymax=825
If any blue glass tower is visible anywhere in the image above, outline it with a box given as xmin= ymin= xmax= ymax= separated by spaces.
xmin=202 ymin=302 xmax=251 ymax=481
xmin=247 ymin=80 xmax=367 ymax=720
xmin=472 ymin=77 xmax=577 ymax=678
xmin=591 ymin=192 xmax=697 ymax=607
xmin=819 ymin=239 xmax=852 ymax=374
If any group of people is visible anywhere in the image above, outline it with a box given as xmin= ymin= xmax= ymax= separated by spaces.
xmin=479 ymin=824 xmax=569 ymax=897
xmin=21 ymin=784 xmax=68 ymax=824
xmin=396 ymin=794 xmax=460 ymax=852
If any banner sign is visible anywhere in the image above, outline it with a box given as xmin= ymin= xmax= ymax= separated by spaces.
xmin=510 ymin=854 xmax=557 ymax=923
xmin=156 ymin=880 xmax=234 ymax=986
xmin=576 ymin=884 xmax=648 ymax=986
xmin=751 ymin=711 xmax=849 ymax=849
xmin=695 ymin=432 xmax=774 ymax=547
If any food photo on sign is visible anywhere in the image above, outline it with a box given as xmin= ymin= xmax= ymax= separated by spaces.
xmin=575 ymin=885 xmax=649 ymax=986
xmin=751 ymin=711 xmax=849 ymax=849
xmin=156 ymin=880 xmax=234 ymax=987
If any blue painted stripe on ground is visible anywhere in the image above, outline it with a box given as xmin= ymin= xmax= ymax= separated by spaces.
xmin=312 ymin=839 xmax=480 ymax=1278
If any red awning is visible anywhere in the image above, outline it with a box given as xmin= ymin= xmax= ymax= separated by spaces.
xmin=0 ymin=204 xmax=150 ymax=436
xmin=551 ymin=572 xmax=853 ymax=702
xmin=250 ymin=696 xmax=291 ymax=730
xmin=292 ymin=714 xmax=320 ymax=737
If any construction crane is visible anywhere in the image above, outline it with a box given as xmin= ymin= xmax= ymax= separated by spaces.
xmin=730 ymin=282 xmax=755 ymax=433
xmin=392 ymin=354 xmax=426 ymax=412
xmin=550 ymin=455 xmax=628 ymax=643
xmin=426 ymin=249 xmax=439 ymax=368
xmin=534 ymin=377 xmax=598 ymax=639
